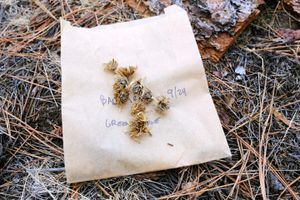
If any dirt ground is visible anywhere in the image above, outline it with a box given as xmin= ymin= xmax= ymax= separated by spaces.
xmin=0 ymin=0 xmax=299 ymax=199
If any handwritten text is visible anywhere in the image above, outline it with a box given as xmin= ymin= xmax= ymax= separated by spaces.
xmin=100 ymin=86 xmax=187 ymax=106
xmin=167 ymin=86 xmax=187 ymax=99
xmin=105 ymin=118 xmax=160 ymax=128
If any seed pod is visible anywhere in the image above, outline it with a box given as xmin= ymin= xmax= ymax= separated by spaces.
xmin=114 ymin=88 xmax=129 ymax=106
xmin=128 ymin=112 xmax=150 ymax=140
xmin=104 ymin=59 xmax=118 ymax=73
xmin=156 ymin=96 xmax=170 ymax=114
xmin=141 ymin=88 xmax=153 ymax=104
xmin=113 ymin=76 xmax=128 ymax=91
xmin=115 ymin=66 xmax=137 ymax=78
xmin=130 ymin=101 xmax=146 ymax=116
xmin=131 ymin=79 xmax=144 ymax=96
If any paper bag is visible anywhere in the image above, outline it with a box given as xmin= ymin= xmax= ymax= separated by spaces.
xmin=61 ymin=5 xmax=231 ymax=183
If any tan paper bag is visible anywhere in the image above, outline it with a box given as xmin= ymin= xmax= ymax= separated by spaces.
xmin=61 ymin=5 xmax=231 ymax=183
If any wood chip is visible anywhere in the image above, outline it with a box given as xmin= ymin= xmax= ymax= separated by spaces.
xmin=283 ymin=0 xmax=300 ymax=15
xmin=125 ymin=0 xmax=152 ymax=16
xmin=272 ymin=108 xmax=297 ymax=129
xmin=126 ymin=1 xmax=263 ymax=62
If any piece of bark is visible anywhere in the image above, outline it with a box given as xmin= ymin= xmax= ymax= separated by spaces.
xmin=283 ymin=0 xmax=300 ymax=15
xmin=272 ymin=108 xmax=297 ymax=129
xmin=198 ymin=9 xmax=260 ymax=61
xmin=126 ymin=0 xmax=152 ymax=17
xmin=276 ymin=28 xmax=300 ymax=43
xmin=145 ymin=0 xmax=184 ymax=14
xmin=189 ymin=0 xmax=262 ymax=61
xmin=126 ymin=0 xmax=182 ymax=16
xmin=126 ymin=0 xmax=262 ymax=62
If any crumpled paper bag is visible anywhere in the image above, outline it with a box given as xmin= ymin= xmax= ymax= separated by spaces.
xmin=61 ymin=5 xmax=231 ymax=183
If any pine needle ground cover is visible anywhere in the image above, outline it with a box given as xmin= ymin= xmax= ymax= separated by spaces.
xmin=0 ymin=1 xmax=299 ymax=199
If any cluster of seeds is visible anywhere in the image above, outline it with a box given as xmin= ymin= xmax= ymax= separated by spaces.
xmin=128 ymin=112 xmax=151 ymax=140
xmin=112 ymin=77 xmax=129 ymax=105
xmin=156 ymin=96 xmax=170 ymax=114
xmin=104 ymin=59 xmax=170 ymax=141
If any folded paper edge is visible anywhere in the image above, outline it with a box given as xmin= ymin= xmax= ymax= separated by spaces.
xmin=59 ymin=5 xmax=185 ymax=31
xmin=60 ymin=17 xmax=71 ymax=32
xmin=164 ymin=4 xmax=185 ymax=14
xmin=67 ymin=152 xmax=232 ymax=183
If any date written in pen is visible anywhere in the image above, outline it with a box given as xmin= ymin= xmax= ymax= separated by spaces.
xmin=100 ymin=86 xmax=187 ymax=106
xmin=167 ymin=86 xmax=187 ymax=99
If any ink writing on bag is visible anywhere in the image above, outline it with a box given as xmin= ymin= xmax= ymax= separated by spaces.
xmin=105 ymin=118 xmax=160 ymax=128
xmin=100 ymin=95 xmax=116 ymax=106
xmin=100 ymin=86 xmax=186 ymax=106
xmin=167 ymin=86 xmax=187 ymax=99
xmin=100 ymin=94 xmax=136 ymax=106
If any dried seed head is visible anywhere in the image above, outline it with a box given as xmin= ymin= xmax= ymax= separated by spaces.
xmin=131 ymin=80 xmax=144 ymax=96
xmin=130 ymin=101 xmax=146 ymax=116
xmin=156 ymin=96 xmax=170 ymax=114
xmin=113 ymin=76 xmax=128 ymax=91
xmin=117 ymin=76 xmax=128 ymax=88
xmin=113 ymin=77 xmax=129 ymax=106
xmin=104 ymin=58 xmax=170 ymax=141
xmin=141 ymin=88 xmax=153 ymax=104
xmin=128 ymin=112 xmax=150 ymax=140
xmin=119 ymin=90 xmax=130 ymax=104
xmin=115 ymin=66 xmax=137 ymax=78
xmin=104 ymin=58 xmax=118 ymax=73
xmin=114 ymin=88 xmax=129 ymax=106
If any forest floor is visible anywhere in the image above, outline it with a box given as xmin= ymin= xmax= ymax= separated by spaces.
xmin=0 ymin=0 xmax=299 ymax=199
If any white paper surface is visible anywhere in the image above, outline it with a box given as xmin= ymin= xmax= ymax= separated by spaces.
xmin=61 ymin=5 xmax=231 ymax=183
